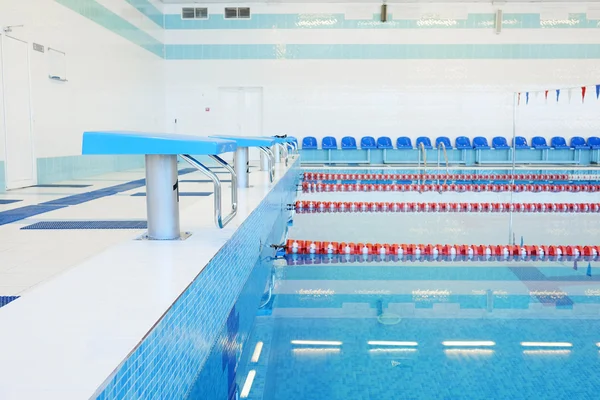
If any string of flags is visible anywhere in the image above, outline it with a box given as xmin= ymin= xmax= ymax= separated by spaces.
xmin=517 ymin=84 xmax=600 ymax=105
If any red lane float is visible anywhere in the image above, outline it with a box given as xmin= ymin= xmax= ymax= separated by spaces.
xmin=303 ymin=172 xmax=573 ymax=182
xmin=286 ymin=239 xmax=600 ymax=260
xmin=301 ymin=182 xmax=600 ymax=193
xmin=294 ymin=201 xmax=600 ymax=214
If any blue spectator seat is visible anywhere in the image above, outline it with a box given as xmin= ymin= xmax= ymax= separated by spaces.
xmin=531 ymin=136 xmax=550 ymax=149
xmin=492 ymin=136 xmax=510 ymax=149
xmin=416 ymin=137 xmax=433 ymax=149
xmin=588 ymin=136 xmax=600 ymax=149
xmin=435 ymin=136 xmax=452 ymax=149
xmin=396 ymin=137 xmax=413 ymax=149
xmin=513 ymin=136 xmax=530 ymax=149
xmin=377 ymin=136 xmax=393 ymax=149
xmin=322 ymin=136 xmax=338 ymax=150
xmin=455 ymin=136 xmax=471 ymax=149
xmin=550 ymin=136 xmax=570 ymax=149
xmin=341 ymin=136 xmax=357 ymax=150
xmin=360 ymin=136 xmax=377 ymax=149
xmin=570 ymin=136 xmax=589 ymax=149
xmin=302 ymin=137 xmax=317 ymax=149
xmin=473 ymin=136 xmax=491 ymax=149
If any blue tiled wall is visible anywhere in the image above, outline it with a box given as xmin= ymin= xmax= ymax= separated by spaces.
xmin=164 ymin=12 xmax=600 ymax=30
xmin=36 ymin=155 xmax=145 ymax=184
xmin=165 ymin=43 xmax=600 ymax=60
xmin=94 ymin=159 xmax=299 ymax=399
xmin=55 ymin=0 xmax=163 ymax=57
xmin=125 ymin=0 xmax=163 ymax=28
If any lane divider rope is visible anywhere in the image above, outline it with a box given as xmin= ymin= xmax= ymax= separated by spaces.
xmin=301 ymin=182 xmax=600 ymax=193
xmin=303 ymin=172 xmax=573 ymax=182
xmin=284 ymin=253 xmax=597 ymax=263
xmin=286 ymin=240 xmax=600 ymax=259
xmin=294 ymin=201 xmax=600 ymax=213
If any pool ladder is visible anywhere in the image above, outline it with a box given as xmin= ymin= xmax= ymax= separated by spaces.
xmin=437 ymin=142 xmax=450 ymax=192
xmin=417 ymin=142 xmax=427 ymax=193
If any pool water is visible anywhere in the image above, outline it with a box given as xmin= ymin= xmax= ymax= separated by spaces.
xmin=218 ymin=168 xmax=600 ymax=400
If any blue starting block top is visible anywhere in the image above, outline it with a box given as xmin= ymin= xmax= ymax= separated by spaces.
xmin=82 ymin=131 xmax=237 ymax=155
xmin=210 ymin=135 xmax=276 ymax=147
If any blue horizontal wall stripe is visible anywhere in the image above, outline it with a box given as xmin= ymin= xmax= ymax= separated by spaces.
xmin=55 ymin=0 xmax=163 ymax=57
xmin=125 ymin=0 xmax=163 ymax=28
xmin=166 ymin=43 xmax=600 ymax=60
xmin=164 ymin=12 xmax=600 ymax=30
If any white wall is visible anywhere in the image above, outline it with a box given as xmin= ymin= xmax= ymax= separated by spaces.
xmin=164 ymin=2 xmax=600 ymax=145
xmin=0 ymin=0 xmax=166 ymax=164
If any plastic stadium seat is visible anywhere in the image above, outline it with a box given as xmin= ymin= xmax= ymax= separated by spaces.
xmin=455 ymin=136 xmax=471 ymax=150
xmin=473 ymin=136 xmax=491 ymax=149
xmin=588 ymin=136 xmax=600 ymax=150
xmin=302 ymin=137 xmax=317 ymax=149
xmin=396 ymin=137 xmax=413 ymax=149
xmin=416 ymin=137 xmax=433 ymax=149
xmin=513 ymin=136 xmax=530 ymax=149
xmin=322 ymin=136 xmax=338 ymax=150
xmin=531 ymin=136 xmax=550 ymax=149
xmin=341 ymin=136 xmax=357 ymax=150
xmin=435 ymin=136 xmax=452 ymax=149
xmin=360 ymin=136 xmax=377 ymax=149
xmin=550 ymin=136 xmax=570 ymax=149
xmin=377 ymin=136 xmax=393 ymax=149
xmin=492 ymin=136 xmax=510 ymax=149
xmin=570 ymin=136 xmax=589 ymax=149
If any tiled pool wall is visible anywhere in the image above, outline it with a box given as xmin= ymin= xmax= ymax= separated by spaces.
xmin=94 ymin=159 xmax=300 ymax=399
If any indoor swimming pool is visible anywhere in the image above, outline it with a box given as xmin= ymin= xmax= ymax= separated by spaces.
xmin=205 ymin=167 xmax=600 ymax=400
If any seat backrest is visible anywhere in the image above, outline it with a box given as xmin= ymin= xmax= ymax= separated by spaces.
xmin=492 ymin=136 xmax=508 ymax=148
xmin=396 ymin=136 xmax=413 ymax=149
xmin=435 ymin=136 xmax=452 ymax=149
xmin=473 ymin=136 xmax=489 ymax=148
xmin=513 ymin=136 xmax=529 ymax=148
xmin=302 ymin=136 xmax=317 ymax=149
xmin=551 ymin=136 xmax=568 ymax=148
xmin=588 ymin=136 xmax=600 ymax=149
xmin=360 ymin=136 xmax=376 ymax=149
xmin=341 ymin=136 xmax=357 ymax=149
xmin=531 ymin=136 xmax=548 ymax=148
xmin=377 ymin=136 xmax=393 ymax=149
xmin=415 ymin=136 xmax=432 ymax=149
xmin=322 ymin=136 xmax=338 ymax=149
xmin=570 ymin=136 xmax=586 ymax=147
xmin=455 ymin=136 xmax=471 ymax=149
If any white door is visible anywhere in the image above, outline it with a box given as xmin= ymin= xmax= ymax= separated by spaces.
xmin=1 ymin=34 xmax=36 ymax=189
xmin=217 ymin=87 xmax=263 ymax=161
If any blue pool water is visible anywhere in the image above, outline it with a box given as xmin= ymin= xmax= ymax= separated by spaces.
xmin=225 ymin=257 xmax=600 ymax=400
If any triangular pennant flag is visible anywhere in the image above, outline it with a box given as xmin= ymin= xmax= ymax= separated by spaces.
xmin=596 ymin=84 xmax=600 ymax=99
xmin=568 ymin=88 xmax=573 ymax=103
xmin=587 ymin=262 xmax=592 ymax=277
xmin=545 ymin=90 xmax=549 ymax=103
xmin=582 ymin=86 xmax=587 ymax=103
xmin=526 ymin=92 xmax=529 ymax=105
xmin=556 ymin=89 xmax=560 ymax=102
xmin=517 ymin=92 xmax=521 ymax=105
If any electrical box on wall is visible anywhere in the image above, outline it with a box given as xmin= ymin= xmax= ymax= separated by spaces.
xmin=381 ymin=4 xmax=388 ymax=22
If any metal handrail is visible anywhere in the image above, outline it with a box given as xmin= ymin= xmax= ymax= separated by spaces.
xmin=437 ymin=142 xmax=449 ymax=191
xmin=259 ymin=146 xmax=275 ymax=182
xmin=276 ymin=143 xmax=289 ymax=166
xmin=180 ymin=154 xmax=238 ymax=228
xmin=418 ymin=142 xmax=427 ymax=193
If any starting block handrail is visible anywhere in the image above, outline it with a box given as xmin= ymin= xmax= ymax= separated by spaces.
xmin=258 ymin=146 xmax=275 ymax=182
xmin=180 ymin=154 xmax=238 ymax=228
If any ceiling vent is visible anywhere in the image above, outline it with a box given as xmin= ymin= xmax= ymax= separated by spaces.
xmin=225 ymin=7 xmax=251 ymax=19
xmin=182 ymin=7 xmax=208 ymax=20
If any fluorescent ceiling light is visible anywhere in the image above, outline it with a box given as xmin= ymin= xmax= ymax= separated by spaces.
xmin=520 ymin=342 xmax=572 ymax=348
xmin=251 ymin=342 xmax=263 ymax=363
xmin=367 ymin=341 xmax=418 ymax=346
xmin=369 ymin=348 xmax=417 ymax=353
xmin=442 ymin=341 xmax=495 ymax=347
xmin=523 ymin=350 xmax=571 ymax=355
xmin=292 ymin=348 xmax=341 ymax=354
xmin=444 ymin=349 xmax=494 ymax=355
xmin=240 ymin=370 xmax=256 ymax=398
xmin=291 ymin=340 xmax=342 ymax=346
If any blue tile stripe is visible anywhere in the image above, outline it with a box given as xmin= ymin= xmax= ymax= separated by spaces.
xmin=0 ymin=296 xmax=19 ymax=308
xmin=94 ymin=159 xmax=299 ymax=400
xmin=125 ymin=0 xmax=163 ymax=28
xmin=21 ymin=221 xmax=148 ymax=230
xmin=163 ymin=12 xmax=600 ymax=30
xmin=54 ymin=0 xmax=163 ymax=57
xmin=165 ymin=43 xmax=600 ymax=60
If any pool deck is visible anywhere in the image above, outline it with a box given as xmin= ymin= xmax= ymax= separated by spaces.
xmin=0 ymin=158 xmax=297 ymax=400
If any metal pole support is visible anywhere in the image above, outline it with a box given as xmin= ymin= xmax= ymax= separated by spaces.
xmin=145 ymin=154 xmax=180 ymax=240
xmin=234 ymin=147 xmax=250 ymax=188
xmin=260 ymin=151 xmax=269 ymax=171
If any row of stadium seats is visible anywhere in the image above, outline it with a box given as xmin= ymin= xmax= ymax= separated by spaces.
xmin=301 ymin=136 xmax=600 ymax=150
